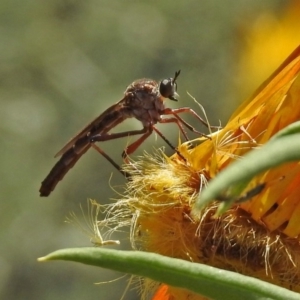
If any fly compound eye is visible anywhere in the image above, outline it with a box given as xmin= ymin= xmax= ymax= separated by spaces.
xmin=159 ymin=70 xmax=181 ymax=101
xmin=159 ymin=78 xmax=175 ymax=99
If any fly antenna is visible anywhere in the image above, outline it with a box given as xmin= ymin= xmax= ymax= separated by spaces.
xmin=173 ymin=70 xmax=181 ymax=85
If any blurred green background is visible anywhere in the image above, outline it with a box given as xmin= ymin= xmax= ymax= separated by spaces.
xmin=0 ymin=1 xmax=290 ymax=299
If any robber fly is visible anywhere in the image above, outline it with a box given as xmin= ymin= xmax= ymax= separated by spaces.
xmin=39 ymin=71 xmax=210 ymax=196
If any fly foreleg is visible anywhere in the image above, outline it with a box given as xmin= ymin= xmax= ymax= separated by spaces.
xmin=158 ymin=117 xmax=189 ymax=140
xmin=160 ymin=111 xmax=210 ymax=140
xmin=163 ymin=107 xmax=220 ymax=135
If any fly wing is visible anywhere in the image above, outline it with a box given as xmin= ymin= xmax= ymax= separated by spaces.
xmin=55 ymin=101 xmax=124 ymax=157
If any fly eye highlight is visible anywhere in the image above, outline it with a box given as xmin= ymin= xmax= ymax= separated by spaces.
xmin=159 ymin=70 xmax=181 ymax=101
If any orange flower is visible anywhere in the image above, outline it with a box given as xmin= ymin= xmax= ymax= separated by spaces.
xmin=188 ymin=45 xmax=300 ymax=237
xmin=110 ymin=46 xmax=300 ymax=299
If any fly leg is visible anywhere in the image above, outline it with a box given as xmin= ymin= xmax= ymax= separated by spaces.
xmin=152 ymin=126 xmax=186 ymax=161
xmin=120 ymin=125 xmax=187 ymax=162
xmin=159 ymin=117 xmax=189 ymax=141
xmin=90 ymin=127 xmax=150 ymax=176
xmin=90 ymin=128 xmax=148 ymax=142
xmin=91 ymin=126 xmax=185 ymax=175
xmin=121 ymin=129 xmax=153 ymax=160
xmin=120 ymin=127 xmax=183 ymax=174
xmin=91 ymin=144 xmax=130 ymax=177
xmin=163 ymin=107 xmax=221 ymax=135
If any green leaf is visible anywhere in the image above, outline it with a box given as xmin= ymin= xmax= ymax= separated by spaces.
xmin=194 ymin=122 xmax=300 ymax=213
xmin=38 ymin=247 xmax=300 ymax=300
